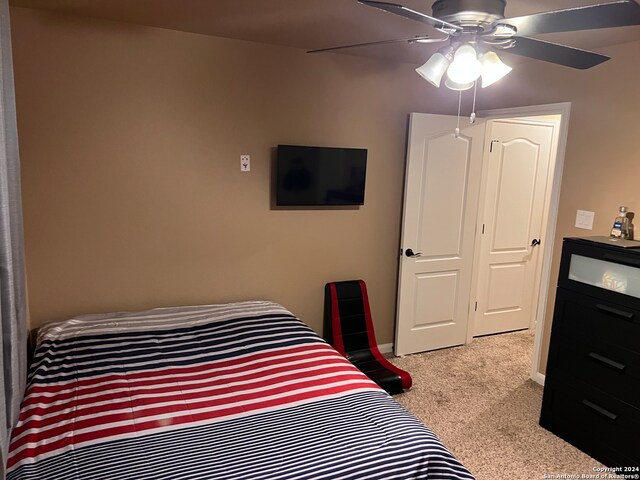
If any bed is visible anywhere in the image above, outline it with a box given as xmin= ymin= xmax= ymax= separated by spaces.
xmin=7 ymin=301 xmax=474 ymax=480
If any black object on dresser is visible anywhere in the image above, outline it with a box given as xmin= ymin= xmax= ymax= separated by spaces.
xmin=540 ymin=237 xmax=640 ymax=467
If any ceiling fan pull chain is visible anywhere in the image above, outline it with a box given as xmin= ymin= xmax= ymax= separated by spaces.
xmin=470 ymin=81 xmax=477 ymax=124
xmin=455 ymin=89 xmax=462 ymax=138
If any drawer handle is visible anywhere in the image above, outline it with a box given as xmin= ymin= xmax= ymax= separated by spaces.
xmin=581 ymin=399 xmax=618 ymax=421
xmin=588 ymin=352 xmax=626 ymax=372
xmin=596 ymin=304 xmax=634 ymax=321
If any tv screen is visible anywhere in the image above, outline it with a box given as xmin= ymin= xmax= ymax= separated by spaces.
xmin=276 ymin=145 xmax=367 ymax=206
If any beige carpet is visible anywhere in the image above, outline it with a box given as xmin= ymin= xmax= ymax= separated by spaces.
xmin=388 ymin=330 xmax=604 ymax=480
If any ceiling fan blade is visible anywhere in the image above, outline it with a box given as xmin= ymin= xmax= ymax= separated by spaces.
xmin=499 ymin=0 xmax=640 ymax=37
xmin=307 ymin=35 xmax=448 ymax=53
xmin=357 ymin=0 xmax=463 ymax=34
xmin=499 ymin=36 xmax=610 ymax=69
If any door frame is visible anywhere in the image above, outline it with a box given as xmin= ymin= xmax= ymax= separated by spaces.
xmin=471 ymin=102 xmax=572 ymax=385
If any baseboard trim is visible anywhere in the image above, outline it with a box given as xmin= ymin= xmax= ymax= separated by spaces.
xmin=532 ymin=371 xmax=545 ymax=386
xmin=378 ymin=343 xmax=393 ymax=354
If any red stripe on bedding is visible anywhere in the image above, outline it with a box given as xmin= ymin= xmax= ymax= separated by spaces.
xmin=10 ymin=340 xmax=381 ymax=467
xmin=12 ymin=372 xmax=370 ymax=451
xmin=13 ymin=363 xmax=362 ymax=437
xmin=8 ymin=381 xmax=377 ymax=468
xmin=21 ymin=354 xmax=345 ymax=416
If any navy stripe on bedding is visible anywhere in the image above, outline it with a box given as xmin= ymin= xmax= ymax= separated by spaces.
xmin=9 ymin=392 xmax=474 ymax=480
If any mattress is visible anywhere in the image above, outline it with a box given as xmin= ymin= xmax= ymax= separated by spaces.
xmin=7 ymin=301 xmax=474 ymax=480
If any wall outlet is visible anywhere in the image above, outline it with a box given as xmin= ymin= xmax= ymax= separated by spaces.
xmin=575 ymin=210 xmax=595 ymax=230
xmin=240 ymin=155 xmax=250 ymax=172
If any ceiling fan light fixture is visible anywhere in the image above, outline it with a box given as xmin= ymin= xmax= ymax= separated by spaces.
xmin=415 ymin=51 xmax=451 ymax=88
xmin=444 ymin=78 xmax=474 ymax=91
xmin=479 ymin=51 xmax=512 ymax=88
xmin=446 ymin=44 xmax=482 ymax=84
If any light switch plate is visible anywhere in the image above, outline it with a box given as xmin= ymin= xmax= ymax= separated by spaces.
xmin=575 ymin=210 xmax=595 ymax=230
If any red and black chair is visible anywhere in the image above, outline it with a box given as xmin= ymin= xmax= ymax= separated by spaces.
xmin=324 ymin=279 xmax=412 ymax=395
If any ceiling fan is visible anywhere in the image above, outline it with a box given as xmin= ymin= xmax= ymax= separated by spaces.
xmin=309 ymin=0 xmax=640 ymax=90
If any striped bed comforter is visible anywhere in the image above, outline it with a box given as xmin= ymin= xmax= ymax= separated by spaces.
xmin=8 ymin=301 xmax=474 ymax=480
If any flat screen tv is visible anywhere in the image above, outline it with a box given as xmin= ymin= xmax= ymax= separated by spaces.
xmin=276 ymin=145 xmax=367 ymax=206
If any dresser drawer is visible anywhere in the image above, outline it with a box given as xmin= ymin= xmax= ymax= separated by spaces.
xmin=558 ymin=238 xmax=640 ymax=310
xmin=553 ymin=288 xmax=640 ymax=354
xmin=541 ymin=373 xmax=640 ymax=465
xmin=550 ymin=330 xmax=640 ymax=408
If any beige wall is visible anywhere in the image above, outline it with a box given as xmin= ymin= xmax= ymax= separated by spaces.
xmin=10 ymin=7 xmax=640 ymax=372
xmin=10 ymin=7 xmax=446 ymax=342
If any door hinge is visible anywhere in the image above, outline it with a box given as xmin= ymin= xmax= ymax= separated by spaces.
xmin=482 ymin=223 xmax=485 ymax=234
xmin=490 ymin=139 xmax=500 ymax=152
xmin=474 ymin=301 xmax=478 ymax=312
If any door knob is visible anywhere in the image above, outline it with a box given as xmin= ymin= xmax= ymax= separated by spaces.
xmin=405 ymin=248 xmax=423 ymax=258
xmin=531 ymin=238 xmax=541 ymax=247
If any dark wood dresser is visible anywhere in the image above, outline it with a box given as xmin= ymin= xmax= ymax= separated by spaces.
xmin=540 ymin=237 xmax=640 ymax=467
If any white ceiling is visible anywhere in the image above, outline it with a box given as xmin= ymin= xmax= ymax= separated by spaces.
xmin=9 ymin=0 xmax=640 ymax=66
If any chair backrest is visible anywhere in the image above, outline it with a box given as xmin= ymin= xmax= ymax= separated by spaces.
xmin=324 ymin=280 xmax=379 ymax=362
xmin=324 ymin=279 xmax=412 ymax=394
